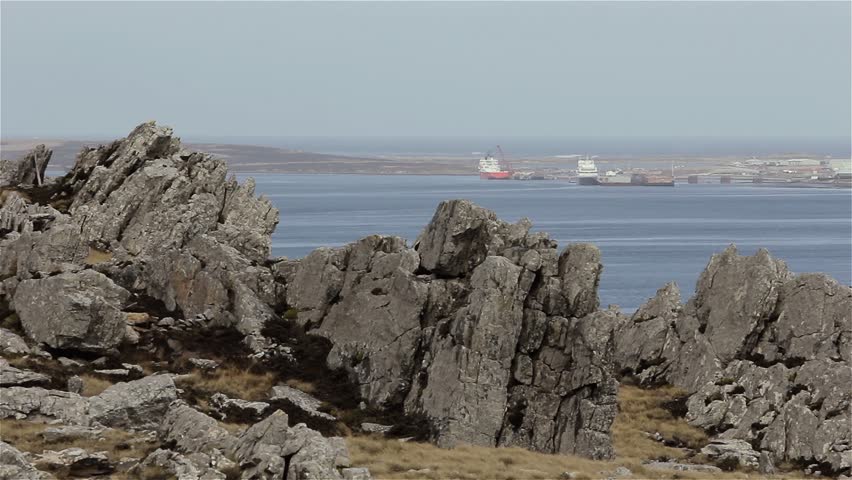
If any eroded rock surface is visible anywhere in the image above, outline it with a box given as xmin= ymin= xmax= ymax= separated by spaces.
xmin=286 ymin=199 xmax=620 ymax=459
xmin=616 ymin=246 xmax=852 ymax=473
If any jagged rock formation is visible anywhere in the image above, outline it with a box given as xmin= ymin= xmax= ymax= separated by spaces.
xmin=0 ymin=122 xmax=280 ymax=343
xmin=283 ymin=199 xmax=620 ymax=459
xmin=3 ymin=122 xmax=848 ymax=477
xmin=0 ymin=145 xmax=52 ymax=188
xmin=615 ymin=246 xmax=852 ymax=473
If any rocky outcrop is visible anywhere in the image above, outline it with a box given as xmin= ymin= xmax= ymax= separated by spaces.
xmin=285 ymin=199 xmax=620 ymax=459
xmin=0 ymin=145 xmax=51 ymax=188
xmin=616 ymin=246 xmax=852 ymax=473
xmin=0 ymin=122 xmax=280 ymax=341
xmin=13 ymin=270 xmax=131 ymax=353
xmin=0 ymin=374 xmax=177 ymax=430
xmin=229 ymin=410 xmax=351 ymax=480
xmin=0 ymin=358 xmax=49 ymax=387
xmin=0 ymin=441 xmax=54 ymax=480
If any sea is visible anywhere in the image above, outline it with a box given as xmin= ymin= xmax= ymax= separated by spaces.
xmin=247 ymin=174 xmax=852 ymax=313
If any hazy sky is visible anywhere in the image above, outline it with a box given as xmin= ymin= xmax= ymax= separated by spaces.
xmin=2 ymin=1 xmax=850 ymax=138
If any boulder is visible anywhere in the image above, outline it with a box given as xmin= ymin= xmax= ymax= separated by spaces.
xmin=159 ymin=402 xmax=236 ymax=455
xmin=35 ymin=448 xmax=113 ymax=477
xmin=269 ymin=385 xmax=336 ymax=429
xmin=13 ymin=270 xmax=130 ymax=352
xmin=0 ymin=440 xmax=54 ymax=480
xmin=87 ymin=374 xmax=178 ymax=429
xmin=210 ymin=393 xmax=269 ymax=421
xmin=134 ymin=448 xmax=226 ymax=480
xmin=229 ymin=410 xmax=351 ymax=480
xmin=0 ymin=387 xmax=89 ymax=424
xmin=41 ymin=426 xmax=105 ymax=443
xmin=644 ymin=462 xmax=722 ymax=474
xmin=700 ymin=439 xmax=760 ymax=468
xmin=0 ymin=328 xmax=30 ymax=355
xmin=0 ymin=358 xmax=49 ymax=387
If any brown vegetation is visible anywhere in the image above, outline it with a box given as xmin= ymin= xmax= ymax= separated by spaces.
xmin=347 ymin=385 xmax=790 ymax=480
xmin=613 ymin=384 xmax=707 ymax=460
xmin=80 ymin=373 xmax=115 ymax=397
xmin=84 ymin=247 xmax=113 ymax=265
xmin=0 ymin=418 xmax=156 ymax=463
xmin=176 ymin=366 xmax=276 ymax=401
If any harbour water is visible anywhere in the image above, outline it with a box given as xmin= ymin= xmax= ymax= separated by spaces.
xmin=249 ymin=174 xmax=852 ymax=312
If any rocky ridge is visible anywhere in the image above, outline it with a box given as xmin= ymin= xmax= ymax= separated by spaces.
xmin=615 ymin=246 xmax=851 ymax=474
xmin=1 ymin=122 xmax=849 ymax=478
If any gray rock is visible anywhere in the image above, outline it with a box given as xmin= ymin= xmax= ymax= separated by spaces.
xmin=159 ymin=401 xmax=236 ymax=455
xmin=93 ymin=368 xmax=130 ymax=377
xmin=0 ymin=145 xmax=51 ymax=188
xmin=701 ymin=439 xmax=760 ymax=468
xmin=0 ymin=440 xmax=54 ymax=480
xmin=0 ymin=328 xmax=30 ymax=355
xmin=57 ymin=357 xmax=85 ymax=368
xmin=342 ymin=467 xmax=373 ymax=480
xmin=189 ymin=358 xmax=220 ymax=371
xmin=66 ymin=375 xmax=84 ymax=395
xmin=269 ymin=385 xmax=337 ymax=427
xmin=644 ymin=461 xmax=722 ymax=473
xmin=360 ymin=422 xmax=393 ymax=434
xmin=229 ymin=410 xmax=348 ymax=480
xmin=41 ymin=425 xmax=105 ymax=443
xmin=0 ymin=387 xmax=90 ymax=424
xmin=616 ymin=246 xmax=852 ymax=474
xmin=35 ymin=448 xmax=112 ymax=477
xmin=210 ymin=393 xmax=268 ymax=421
xmin=13 ymin=270 xmax=131 ymax=352
xmin=0 ymin=358 xmax=49 ymax=386
xmin=87 ymin=374 xmax=177 ymax=429
xmin=759 ymin=450 xmax=776 ymax=475
xmin=134 ymin=448 xmax=225 ymax=480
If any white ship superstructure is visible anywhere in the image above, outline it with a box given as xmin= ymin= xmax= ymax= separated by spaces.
xmin=577 ymin=156 xmax=599 ymax=185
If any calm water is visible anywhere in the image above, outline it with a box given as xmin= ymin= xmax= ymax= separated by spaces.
xmin=248 ymin=175 xmax=852 ymax=312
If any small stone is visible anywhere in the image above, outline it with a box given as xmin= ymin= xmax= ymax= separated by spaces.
xmin=67 ymin=375 xmax=84 ymax=394
xmin=342 ymin=467 xmax=373 ymax=480
xmin=91 ymin=357 xmax=109 ymax=367
xmin=759 ymin=451 xmax=776 ymax=475
xmin=121 ymin=364 xmax=144 ymax=376
xmin=58 ymin=357 xmax=85 ymax=368
xmin=41 ymin=426 xmax=105 ymax=443
xmin=188 ymin=358 xmax=219 ymax=371
xmin=360 ymin=422 xmax=393 ymax=434
xmin=157 ymin=317 xmax=175 ymax=327
xmin=94 ymin=369 xmax=130 ymax=377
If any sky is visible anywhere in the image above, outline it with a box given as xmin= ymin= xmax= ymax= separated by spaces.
xmin=1 ymin=1 xmax=850 ymax=139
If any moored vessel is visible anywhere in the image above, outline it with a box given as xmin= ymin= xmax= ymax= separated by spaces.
xmin=479 ymin=147 xmax=512 ymax=180
xmin=577 ymin=156 xmax=599 ymax=185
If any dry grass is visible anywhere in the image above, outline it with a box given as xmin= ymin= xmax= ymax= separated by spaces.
xmin=80 ymin=373 xmax=115 ymax=397
xmin=285 ymin=378 xmax=317 ymax=394
xmin=0 ymin=418 xmax=156 ymax=462
xmin=613 ymin=385 xmax=707 ymax=461
xmin=84 ymin=247 xmax=113 ymax=265
xmin=347 ymin=385 xmax=792 ymax=480
xmin=176 ymin=366 xmax=277 ymax=401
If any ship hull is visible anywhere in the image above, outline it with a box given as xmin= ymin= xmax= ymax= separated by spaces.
xmin=480 ymin=172 xmax=512 ymax=180
xmin=577 ymin=176 xmax=600 ymax=186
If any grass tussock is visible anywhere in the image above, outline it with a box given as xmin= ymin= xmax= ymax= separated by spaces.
xmin=80 ymin=373 xmax=115 ymax=397
xmin=0 ymin=418 xmax=156 ymax=462
xmin=84 ymin=247 xmax=113 ymax=265
xmin=284 ymin=378 xmax=317 ymax=394
xmin=613 ymin=385 xmax=707 ymax=461
xmin=177 ymin=366 xmax=277 ymax=401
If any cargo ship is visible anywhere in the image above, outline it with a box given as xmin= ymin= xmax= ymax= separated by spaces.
xmin=599 ymin=171 xmax=674 ymax=186
xmin=577 ymin=157 xmax=600 ymax=185
xmin=478 ymin=149 xmax=512 ymax=180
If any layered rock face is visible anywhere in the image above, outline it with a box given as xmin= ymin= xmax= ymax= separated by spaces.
xmin=615 ymin=246 xmax=852 ymax=473
xmin=283 ymin=199 xmax=620 ymax=459
xmin=0 ymin=122 xmax=280 ymax=340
